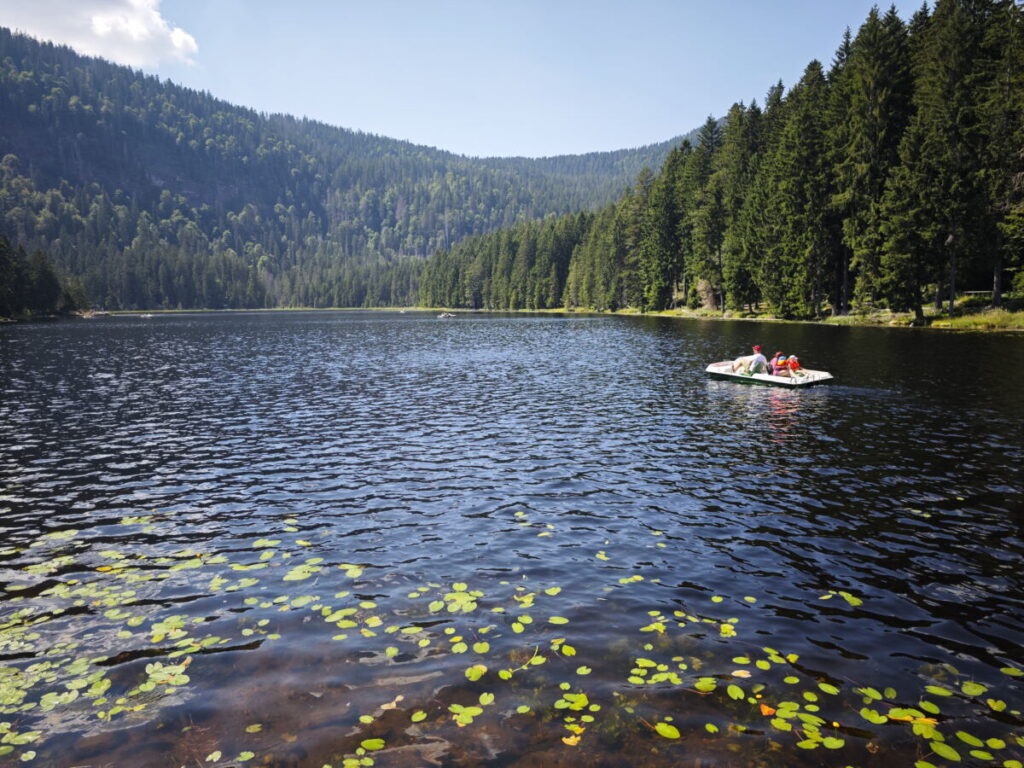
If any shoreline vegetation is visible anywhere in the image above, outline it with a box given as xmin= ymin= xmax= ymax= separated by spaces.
xmin=7 ymin=298 xmax=1016 ymax=332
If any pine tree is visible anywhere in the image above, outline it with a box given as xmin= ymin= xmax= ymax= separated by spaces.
xmin=881 ymin=0 xmax=990 ymax=318
xmin=978 ymin=0 xmax=1024 ymax=305
xmin=839 ymin=7 xmax=915 ymax=310
xmin=717 ymin=102 xmax=762 ymax=312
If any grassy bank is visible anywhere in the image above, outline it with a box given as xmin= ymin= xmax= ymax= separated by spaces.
xmin=640 ymin=298 xmax=1024 ymax=332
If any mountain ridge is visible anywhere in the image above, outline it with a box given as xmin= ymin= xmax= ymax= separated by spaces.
xmin=0 ymin=26 xmax=700 ymax=308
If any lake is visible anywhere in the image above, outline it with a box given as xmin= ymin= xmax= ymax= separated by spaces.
xmin=1 ymin=311 xmax=1022 ymax=768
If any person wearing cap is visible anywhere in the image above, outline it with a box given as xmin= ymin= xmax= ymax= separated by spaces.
xmin=730 ymin=344 xmax=768 ymax=373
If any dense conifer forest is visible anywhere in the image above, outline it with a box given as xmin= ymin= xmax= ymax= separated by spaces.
xmin=0 ymin=27 xmax=685 ymax=311
xmin=421 ymin=0 xmax=1023 ymax=320
xmin=1 ymin=0 xmax=1021 ymax=318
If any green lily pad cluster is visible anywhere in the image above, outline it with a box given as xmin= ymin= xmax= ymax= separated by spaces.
xmin=0 ymin=513 xmax=1021 ymax=766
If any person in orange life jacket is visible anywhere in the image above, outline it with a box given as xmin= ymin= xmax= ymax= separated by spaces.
xmin=787 ymin=355 xmax=803 ymax=376
xmin=730 ymin=344 xmax=767 ymax=373
xmin=772 ymin=354 xmax=791 ymax=376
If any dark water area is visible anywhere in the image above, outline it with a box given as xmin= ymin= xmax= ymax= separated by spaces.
xmin=0 ymin=311 xmax=1021 ymax=768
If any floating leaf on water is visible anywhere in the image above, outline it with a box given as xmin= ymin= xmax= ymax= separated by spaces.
xmin=479 ymin=692 xmax=495 ymax=705
xmin=784 ymin=676 xmax=800 ymax=684
xmin=961 ymin=681 xmax=987 ymax=696
xmin=1000 ymin=666 xmax=1023 ymax=677
xmin=237 ymin=752 xmax=255 ymax=762
xmin=472 ymin=641 xmax=489 ymax=654
xmin=655 ymin=722 xmax=680 ymax=739
xmin=544 ymin=587 xmax=561 ymax=596
xmin=360 ymin=739 xmax=385 ymax=751
xmin=465 ymin=664 xmax=487 ymax=681
xmin=956 ymin=731 xmax=983 ymax=747
xmin=205 ymin=753 xmax=221 ymax=763
xmin=818 ymin=682 xmax=840 ymax=695
xmin=548 ymin=616 xmax=569 ymax=625
xmin=925 ymin=685 xmax=953 ymax=697
xmin=695 ymin=677 xmax=717 ymax=693
xmin=727 ymin=684 xmax=744 ymax=700
xmin=930 ymin=741 xmax=961 ymax=761
xmin=576 ymin=666 xmax=591 ymax=675
xmin=919 ymin=700 xmax=941 ymax=714
xmin=711 ymin=596 xmax=724 ymax=603
xmin=822 ymin=737 xmax=845 ymax=749
xmin=411 ymin=710 xmax=427 ymax=723
xmin=705 ymin=723 xmax=719 ymax=733
xmin=245 ymin=723 xmax=262 ymax=733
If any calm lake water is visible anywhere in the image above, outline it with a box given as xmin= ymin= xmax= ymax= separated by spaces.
xmin=1 ymin=311 xmax=1022 ymax=768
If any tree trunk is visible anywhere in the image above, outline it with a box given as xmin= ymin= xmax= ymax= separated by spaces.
xmin=947 ymin=251 xmax=956 ymax=320
xmin=992 ymin=249 xmax=1003 ymax=308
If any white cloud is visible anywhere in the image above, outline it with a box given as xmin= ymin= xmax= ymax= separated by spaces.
xmin=0 ymin=0 xmax=197 ymax=67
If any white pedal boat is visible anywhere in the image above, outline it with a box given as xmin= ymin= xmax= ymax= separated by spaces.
xmin=705 ymin=361 xmax=833 ymax=388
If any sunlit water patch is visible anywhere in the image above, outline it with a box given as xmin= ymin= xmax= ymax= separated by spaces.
xmin=0 ymin=311 xmax=1022 ymax=767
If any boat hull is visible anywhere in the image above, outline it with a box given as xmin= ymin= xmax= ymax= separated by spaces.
xmin=705 ymin=362 xmax=833 ymax=388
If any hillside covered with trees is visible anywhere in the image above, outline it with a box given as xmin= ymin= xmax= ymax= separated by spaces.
xmin=0 ymin=27 xmax=687 ymax=310
xmin=420 ymin=0 xmax=1023 ymax=321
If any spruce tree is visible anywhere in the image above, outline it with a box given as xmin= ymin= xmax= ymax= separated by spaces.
xmin=840 ymin=7 xmax=914 ymax=310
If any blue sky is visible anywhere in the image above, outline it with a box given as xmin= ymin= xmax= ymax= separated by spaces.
xmin=0 ymin=0 xmax=925 ymax=158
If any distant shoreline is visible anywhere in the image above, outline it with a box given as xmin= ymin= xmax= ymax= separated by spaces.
xmin=7 ymin=304 xmax=1010 ymax=333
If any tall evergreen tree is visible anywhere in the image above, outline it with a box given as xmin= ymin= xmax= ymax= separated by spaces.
xmin=838 ymin=7 xmax=915 ymax=309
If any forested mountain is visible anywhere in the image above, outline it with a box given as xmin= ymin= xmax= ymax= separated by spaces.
xmin=421 ymin=0 xmax=1024 ymax=320
xmin=0 ymin=27 xmax=688 ymax=310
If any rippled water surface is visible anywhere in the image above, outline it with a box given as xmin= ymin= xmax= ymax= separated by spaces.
xmin=1 ymin=311 xmax=1022 ymax=768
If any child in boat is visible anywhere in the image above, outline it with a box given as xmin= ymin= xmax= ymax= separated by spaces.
xmin=771 ymin=354 xmax=790 ymax=376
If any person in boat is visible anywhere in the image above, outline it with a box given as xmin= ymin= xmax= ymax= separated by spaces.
xmin=786 ymin=355 xmax=804 ymax=376
xmin=771 ymin=354 xmax=791 ymax=376
xmin=768 ymin=351 xmax=784 ymax=373
xmin=730 ymin=344 xmax=767 ymax=373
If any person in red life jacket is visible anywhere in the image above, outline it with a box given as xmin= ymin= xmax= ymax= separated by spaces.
xmin=787 ymin=355 xmax=804 ymax=376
